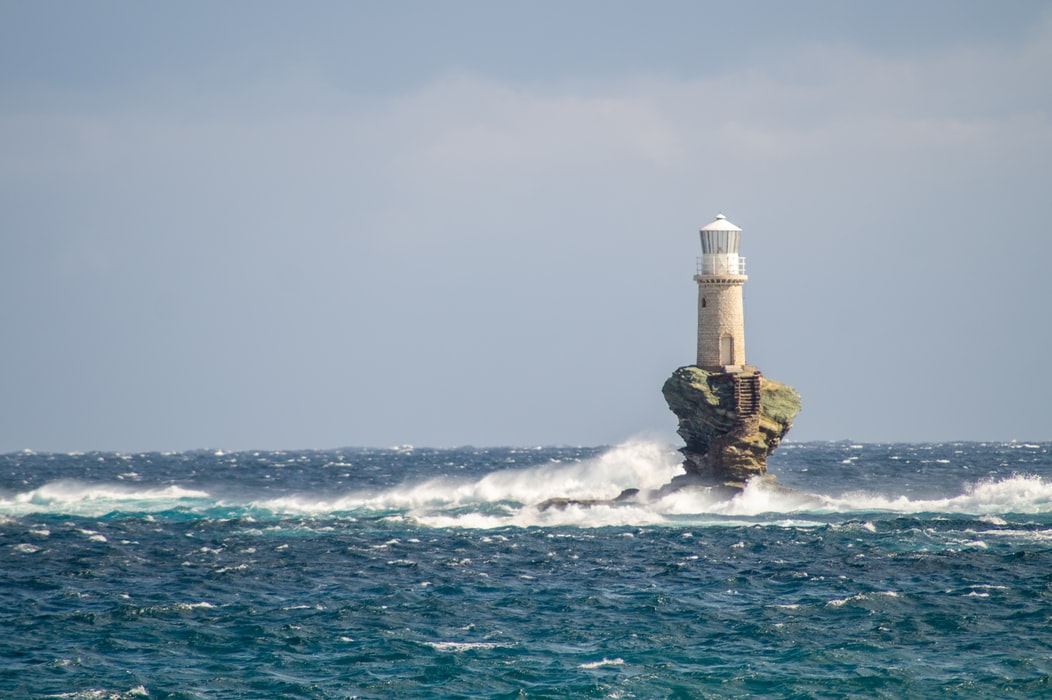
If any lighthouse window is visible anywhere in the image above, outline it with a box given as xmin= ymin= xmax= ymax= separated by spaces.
xmin=702 ymin=298 xmax=707 ymax=308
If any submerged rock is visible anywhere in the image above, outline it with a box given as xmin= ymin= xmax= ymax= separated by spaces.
xmin=536 ymin=489 xmax=640 ymax=512
xmin=662 ymin=366 xmax=801 ymax=490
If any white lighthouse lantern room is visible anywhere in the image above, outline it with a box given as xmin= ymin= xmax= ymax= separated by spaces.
xmin=695 ymin=213 xmax=749 ymax=372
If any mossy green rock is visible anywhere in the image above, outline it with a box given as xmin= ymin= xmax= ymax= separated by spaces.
xmin=662 ymin=366 xmax=802 ymax=488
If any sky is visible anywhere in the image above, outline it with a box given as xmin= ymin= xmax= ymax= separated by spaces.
xmin=2 ymin=1 xmax=1051 ymax=452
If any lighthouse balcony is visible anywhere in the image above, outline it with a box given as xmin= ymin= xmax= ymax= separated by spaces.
xmin=697 ymin=256 xmax=746 ymax=276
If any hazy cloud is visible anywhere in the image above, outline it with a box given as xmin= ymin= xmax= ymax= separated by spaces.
xmin=1 ymin=5 xmax=1050 ymax=450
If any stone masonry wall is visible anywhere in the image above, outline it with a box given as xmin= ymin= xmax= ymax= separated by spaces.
xmin=695 ymin=277 xmax=746 ymax=368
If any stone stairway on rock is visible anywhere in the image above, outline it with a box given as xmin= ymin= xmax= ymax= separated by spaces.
xmin=733 ymin=373 xmax=762 ymax=431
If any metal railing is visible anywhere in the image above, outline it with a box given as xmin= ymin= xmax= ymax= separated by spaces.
xmin=697 ymin=257 xmax=746 ymax=275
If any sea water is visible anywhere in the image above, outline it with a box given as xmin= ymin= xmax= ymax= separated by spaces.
xmin=2 ymin=441 xmax=1051 ymax=698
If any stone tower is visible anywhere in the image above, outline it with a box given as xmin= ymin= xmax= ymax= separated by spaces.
xmin=695 ymin=213 xmax=748 ymax=372
xmin=660 ymin=211 xmax=800 ymax=492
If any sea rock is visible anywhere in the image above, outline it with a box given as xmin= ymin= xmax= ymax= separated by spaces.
xmin=536 ymin=489 xmax=640 ymax=512
xmin=662 ymin=366 xmax=801 ymax=490
xmin=533 ymin=366 xmax=802 ymax=511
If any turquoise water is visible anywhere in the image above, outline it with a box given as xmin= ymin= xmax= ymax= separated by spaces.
xmin=2 ymin=441 xmax=1051 ymax=698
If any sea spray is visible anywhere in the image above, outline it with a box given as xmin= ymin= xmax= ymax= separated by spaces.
xmin=248 ymin=439 xmax=682 ymax=516
xmin=4 ymin=442 xmax=1052 ymax=527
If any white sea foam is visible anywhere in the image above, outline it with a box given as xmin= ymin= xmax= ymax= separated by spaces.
xmin=823 ymin=474 xmax=1052 ymax=515
xmin=424 ymin=641 xmax=504 ymax=652
xmin=826 ymin=591 xmax=899 ymax=608
xmin=656 ymin=477 xmax=824 ymax=517
xmin=0 ymin=481 xmax=211 ymax=517
xmin=412 ymin=501 xmax=670 ymax=529
xmin=579 ymin=657 xmax=625 ymax=669
xmin=45 ymin=686 xmax=149 ymax=699
xmin=401 ymin=466 xmax=1052 ymax=529
xmin=649 ymin=471 xmax=1052 ymax=522
xmin=252 ymin=441 xmax=1052 ymax=528
xmin=82 ymin=531 xmax=108 ymax=543
xmin=254 ymin=439 xmax=682 ymax=516
xmin=172 ymin=602 xmax=215 ymax=611
xmin=10 ymin=441 xmax=1052 ymax=528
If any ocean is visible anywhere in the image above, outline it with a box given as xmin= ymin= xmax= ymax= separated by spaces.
xmin=2 ymin=440 xmax=1051 ymax=699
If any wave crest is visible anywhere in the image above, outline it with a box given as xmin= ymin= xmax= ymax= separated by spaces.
xmin=253 ymin=439 xmax=682 ymax=515
xmin=824 ymin=474 xmax=1052 ymax=515
xmin=0 ymin=480 xmax=211 ymax=516
xmin=5 ymin=442 xmax=1052 ymax=528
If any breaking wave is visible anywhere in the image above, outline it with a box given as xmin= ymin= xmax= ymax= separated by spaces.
xmin=3 ymin=440 xmax=1052 ymax=528
xmin=0 ymin=480 xmax=211 ymax=517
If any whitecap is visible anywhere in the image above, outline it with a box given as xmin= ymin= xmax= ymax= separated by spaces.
xmin=252 ymin=439 xmax=682 ymax=517
xmin=1 ymin=480 xmax=212 ymax=517
xmin=826 ymin=591 xmax=899 ymax=607
xmin=172 ymin=602 xmax=215 ymax=611
xmin=424 ymin=641 xmax=503 ymax=652
xmin=579 ymin=657 xmax=625 ymax=669
xmin=44 ymin=685 xmax=149 ymax=699
xmin=823 ymin=474 xmax=1052 ymax=516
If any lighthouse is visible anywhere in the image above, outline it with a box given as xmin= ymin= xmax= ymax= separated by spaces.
xmin=695 ymin=213 xmax=748 ymax=372
xmin=659 ymin=211 xmax=801 ymax=491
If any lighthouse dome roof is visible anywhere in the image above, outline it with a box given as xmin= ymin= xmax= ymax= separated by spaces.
xmin=700 ymin=213 xmax=742 ymax=232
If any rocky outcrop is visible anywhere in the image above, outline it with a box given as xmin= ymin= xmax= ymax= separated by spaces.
xmin=535 ymin=365 xmax=801 ymax=510
xmin=662 ymin=366 xmax=801 ymax=490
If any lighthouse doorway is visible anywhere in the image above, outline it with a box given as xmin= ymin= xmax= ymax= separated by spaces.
xmin=720 ymin=336 xmax=734 ymax=365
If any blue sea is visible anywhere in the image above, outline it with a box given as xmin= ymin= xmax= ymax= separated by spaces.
xmin=3 ymin=440 xmax=1052 ymax=699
